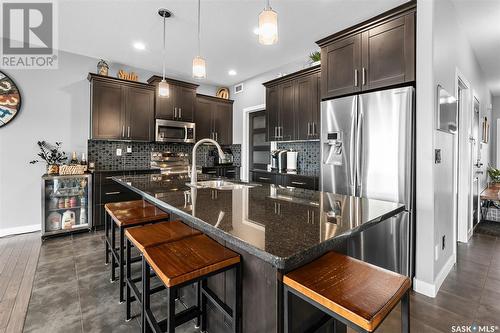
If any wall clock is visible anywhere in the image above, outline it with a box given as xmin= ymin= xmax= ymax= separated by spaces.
xmin=0 ymin=71 xmax=21 ymax=128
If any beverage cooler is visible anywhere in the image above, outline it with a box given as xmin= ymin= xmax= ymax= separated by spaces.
xmin=41 ymin=174 xmax=92 ymax=238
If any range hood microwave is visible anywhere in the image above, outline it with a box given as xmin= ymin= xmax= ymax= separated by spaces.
xmin=155 ymin=119 xmax=195 ymax=143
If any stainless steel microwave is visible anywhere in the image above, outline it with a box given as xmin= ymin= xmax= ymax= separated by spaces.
xmin=155 ymin=119 xmax=195 ymax=143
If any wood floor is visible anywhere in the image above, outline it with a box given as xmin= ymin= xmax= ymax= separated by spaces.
xmin=0 ymin=233 xmax=41 ymax=333
xmin=0 ymin=229 xmax=496 ymax=332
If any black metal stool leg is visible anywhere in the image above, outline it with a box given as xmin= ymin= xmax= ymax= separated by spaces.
xmin=119 ymin=226 xmax=125 ymax=303
xmin=126 ymin=238 xmax=132 ymax=321
xmin=201 ymin=279 xmax=207 ymax=332
xmin=283 ymin=285 xmax=291 ymax=333
xmin=111 ymin=220 xmax=116 ymax=282
xmin=105 ymin=212 xmax=109 ymax=265
xmin=167 ymin=286 xmax=176 ymax=333
xmin=142 ymin=257 xmax=151 ymax=333
xmin=195 ymin=282 xmax=201 ymax=328
xmin=233 ymin=264 xmax=242 ymax=333
xmin=401 ymin=290 xmax=410 ymax=333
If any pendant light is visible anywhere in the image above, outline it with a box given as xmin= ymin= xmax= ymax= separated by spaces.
xmin=192 ymin=0 xmax=206 ymax=79
xmin=258 ymin=0 xmax=278 ymax=45
xmin=158 ymin=9 xmax=172 ymax=97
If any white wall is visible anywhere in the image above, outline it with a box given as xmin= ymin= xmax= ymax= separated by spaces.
xmin=414 ymin=0 xmax=493 ymax=297
xmin=490 ymin=96 xmax=500 ymax=166
xmin=0 ymin=50 xmax=216 ymax=236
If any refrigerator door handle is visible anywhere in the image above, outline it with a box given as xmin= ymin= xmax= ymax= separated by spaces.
xmin=349 ymin=98 xmax=357 ymax=191
xmin=355 ymin=109 xmax=363 ymax=195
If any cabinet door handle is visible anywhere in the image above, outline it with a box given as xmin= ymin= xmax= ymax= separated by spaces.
xmin=105 ymin=191 xmax=120 ymax=195
xmin=173 ymin=107 xmax=176 ymax=119
xmin=215 ymin=132 xmax=218 ymax=141
xmin=258 ymin=177 xmax=270 ymax=181
xmin=307 ymin=122 xmax=311 ymax=136
xmin=179 ymin=108 xmax=182 ymax=119
xmin=127 ymin=126 xmax=130 ymax=138
xmin=313 ymin=122 xmax=316 ymax=136
xmin=291 ymin=181 xmax=307 ymax=186
xmin=122 ymin=126 xmax=125 ymax=138
xmin=354 ymin=69 xmax=358 ymax=87
xmin=362 ymin=68 xmax=366 ymax=86
xmin=206 ymin=171 xmax=217 ymax=174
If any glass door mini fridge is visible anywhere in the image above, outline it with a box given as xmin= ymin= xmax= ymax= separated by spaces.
xmin=41 ymin=174 xmax=92 ymax=238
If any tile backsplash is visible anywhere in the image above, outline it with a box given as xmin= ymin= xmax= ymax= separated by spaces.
xmin=276 ymin=141 xmax=320 ymax=172
xmin=88 ymin=140 xmax=241 ymax=171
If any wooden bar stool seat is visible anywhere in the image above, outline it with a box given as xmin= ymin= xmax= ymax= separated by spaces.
xmin=142 ymin=234 xmax=242 ymax=333
xmin=283 ymin=251 xmax=411 ymax=333
xmin=104 ymin=199 xmax=169 ymax=304
xmin=124 ymin=221 xmax=202 ymax=321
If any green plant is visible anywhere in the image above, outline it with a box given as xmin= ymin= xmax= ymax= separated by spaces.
xmin=309 ymin=51 xmax=321 ymax=63
xmin=487 ymin=165 xmax=500 ymax=183
xmin=30 ymin=141 xmax=67 ymax=166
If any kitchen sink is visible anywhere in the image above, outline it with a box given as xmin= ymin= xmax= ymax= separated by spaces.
xmin=186 ymin=179 xmax=259 ymax=190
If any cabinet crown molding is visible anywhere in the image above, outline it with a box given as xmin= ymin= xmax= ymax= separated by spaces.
xmin=87 ymin=73 xmax=154 ymax=90
xmin=263 ymin=65 xmax=320 ymax=87
xmin=147 ymin=75 xmax=199 ymax=90
xmin=315 ymin=0 xmax=416 ymax=47
xmin=196 ymin=93 xmax=234 ymax=104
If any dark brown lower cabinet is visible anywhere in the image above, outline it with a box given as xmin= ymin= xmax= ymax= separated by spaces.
xmin=251 ymin=171 xmax=318 ymax=190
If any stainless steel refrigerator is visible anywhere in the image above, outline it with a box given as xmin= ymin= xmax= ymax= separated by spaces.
xmin=320 ymin=86 xmax=414 ymax=276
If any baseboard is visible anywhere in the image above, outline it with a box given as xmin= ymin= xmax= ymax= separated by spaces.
xmin=0 ymin=224 xmax=41 ymax=238
xmin=413 ymin=254 xmax=456 ymax=298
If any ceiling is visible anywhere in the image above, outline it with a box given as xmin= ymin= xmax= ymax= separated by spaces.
xmin=451 ymin=0 xmax=500 ymax=96
xmin=57 ymin=0 xmax=407 ymax=87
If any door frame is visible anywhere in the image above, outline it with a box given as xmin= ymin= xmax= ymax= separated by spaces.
xmin=455 ymin=69 xmax=473 ymax=244
xmin=241 ymin=104 xmax=266 ymax=182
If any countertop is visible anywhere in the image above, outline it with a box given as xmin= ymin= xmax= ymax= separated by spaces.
xmin=113 ymin=173 xmax=405 ymax=270
xmin=250 ymin=168 xmax=319 ymax=178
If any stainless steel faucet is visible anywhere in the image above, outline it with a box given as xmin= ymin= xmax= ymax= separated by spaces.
xmin=190 ymin=138 xmax=225 ymax=186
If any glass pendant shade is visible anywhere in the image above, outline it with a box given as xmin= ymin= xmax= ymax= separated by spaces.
xmin=258 ymin=7 xmax=278 ymax=45
xmin=192 ymin=56 xmax=206 ymax=79
xmin=158 ymin=79 xmax=170 ymax=97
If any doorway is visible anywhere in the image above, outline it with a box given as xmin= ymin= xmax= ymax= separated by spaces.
xmin=248 ymin=110 xmax=270 ymax=171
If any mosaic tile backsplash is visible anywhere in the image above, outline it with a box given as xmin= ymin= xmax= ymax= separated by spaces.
xmin=276 ymin=141 xmax=320 ymax=172
xmin=88 ymin=140 xmax=241 ymax=171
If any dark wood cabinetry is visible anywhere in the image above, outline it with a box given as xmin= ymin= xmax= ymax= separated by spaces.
xmin=202 ymin=166 xmax=240 ymax=179
xmin=195 ymin=94 xmax=233 ymax=145
xmin=317 ymin=1 xmax=415 ymax=100
xmin=251 ymin=170 xmax=318 ymax=190
xmin=263 ymin=66 xmax=320 ymax=142
xmin=89 ymin=74 xmax=155 ymax=141
xmin=147 ymin=76 xmax=198 ymax=122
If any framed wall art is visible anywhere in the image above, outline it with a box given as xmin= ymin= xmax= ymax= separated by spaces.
xmin=0 ymin=71 xmax=22 ymax=128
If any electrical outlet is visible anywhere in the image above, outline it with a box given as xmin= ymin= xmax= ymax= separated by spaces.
xmin=116 ymin=148 xmax=122 ymax=156
xmin=442 ymin=235 xmax=446 ymax=250
xmin=126 ymin=146 xmax=132 ymax=153
xmin=435 ymin=245 xmax=439 ymax=261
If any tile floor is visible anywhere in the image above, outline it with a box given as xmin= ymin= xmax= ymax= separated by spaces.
xmin=19 ymin=230 xmax=500 ymax=333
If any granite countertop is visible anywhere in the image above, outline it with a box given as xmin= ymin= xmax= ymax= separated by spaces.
xmin=90 ymin=166 xmax=161 ymax=173
xmin=250 ymin=168 xmax=319 ymax=178
xmin=113 ymin=174 xmax=405 ymax=270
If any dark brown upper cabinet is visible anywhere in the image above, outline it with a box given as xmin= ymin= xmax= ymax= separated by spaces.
xmin=317 ymin=1 xmax=415 ymax=100
xmin=147 ymin=76 xmax=198 ymax=122
xmin=195 ymin=94 xmax=233 ymax=145
xmin=89 ymin=74 xmax=155 ymax=141
xmin=263 ymin=65 xmax=321 ymax=142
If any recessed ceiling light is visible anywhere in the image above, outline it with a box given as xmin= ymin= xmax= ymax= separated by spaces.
xmin=133 ymin=42 xmax=146 ymax=50
xmin=253 ymin=27 xmax=260 ymax=35
xmin=228 ymin=69 xmax=237 ymax=76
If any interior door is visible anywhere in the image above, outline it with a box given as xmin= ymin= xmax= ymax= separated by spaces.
xmin=320 ymin=95 xmax=357 ymax=196
xmin=357 ymin=87 xmax=413 ymax=205
xmin=91 ymin=80 xmax=125 ymax=140
xmin=125 ymin=86 xmax=154 ymax=141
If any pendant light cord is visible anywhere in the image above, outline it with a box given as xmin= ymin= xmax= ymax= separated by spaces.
xmin=266 ymin=0 xmax=270 ymax=10
xmin=197 ymin=0 xmax=201 ymax=56
xmin=162 ymin=14 xmax=166 ymax=80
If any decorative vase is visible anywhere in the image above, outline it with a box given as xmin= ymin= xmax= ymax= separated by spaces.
xmin=97 ymin=59 xmax=109 ymax=76
xmin=47 ymin=164 xmax=59 ymax=175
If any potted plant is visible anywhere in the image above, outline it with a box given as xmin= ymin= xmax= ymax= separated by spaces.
xmin=487 ymin=165 xmax=500 ymax=184
xmin=308 ymin=51 xmax=321 ymax=66
xmin=30 ymin=141 xmax=67 ymax=175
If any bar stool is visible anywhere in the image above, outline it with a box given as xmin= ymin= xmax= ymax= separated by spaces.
xmin=105 ymin=200 xmax=169 ymax=303
xmin=124 ymin=221 xmax=202 ymax=322
xmin=283 ymin=252 xmax=411 ymax=333
xmin=142 ymin=234 xmax=241 ymax=333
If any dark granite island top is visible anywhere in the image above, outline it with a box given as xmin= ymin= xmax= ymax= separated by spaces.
xmin=113 ymin=173 xmax=405 ymax=271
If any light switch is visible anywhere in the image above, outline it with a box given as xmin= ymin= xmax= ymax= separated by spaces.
xmin=116 ymin=148 xmax=122 ymax=156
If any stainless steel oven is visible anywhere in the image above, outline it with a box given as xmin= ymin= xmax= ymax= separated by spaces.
xmin=155 ymin=119 xmax=195 ymax=143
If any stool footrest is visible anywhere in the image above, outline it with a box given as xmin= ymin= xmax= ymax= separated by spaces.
xmin=157 ymin=306 xmax=201 ymax=329
xmin=202 ymin=284 xmax=233 ymax=320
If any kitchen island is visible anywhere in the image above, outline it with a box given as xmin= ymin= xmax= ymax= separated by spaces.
xmin=114 ymin=173 xmax=406 ymax=333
